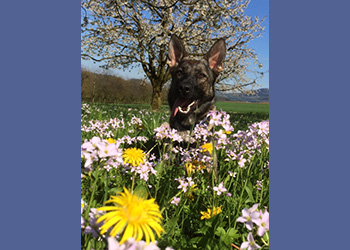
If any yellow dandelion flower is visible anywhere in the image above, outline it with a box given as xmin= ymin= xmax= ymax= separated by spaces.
xmin=187 ymin=184 xmax=198 ymax=201
xmin=200 ymin=206 xmax=222 ymax=220
xmin=212 ymin=206 xmax=222 ymax=215
xmin=185 ymin=160 xmax=207 ymax=176
xmin=185 ymin=162 xmax=196 ymax=176
xmin=200 ymin=210 xmax=211 ymax=220
xmin=123 ymin=148 xmax=145 ymax=167
xmin=196 ymin=161 xmax=207 ymax=171
xmin=97 ymin=187 xmax=164 ymax=245
xmin=223 ymin=130 xmax=232 ymax=135
xmin=201 ymin=143 xmax=213 ymax=155
xmin=186 ymin=161 xmax=207 ymax=175
xmin=107 ymin=138 xmax=117 ymax=144
xmin=198 ymin=164 xmax=206 ymax=171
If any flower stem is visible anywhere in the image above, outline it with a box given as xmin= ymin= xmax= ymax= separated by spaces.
xmin=231 ymin=243 xmax=242 ymax=250
xmin=85 ymin=172 xmax=99 ymax=218
xmin=103 ymin=171 xmax=109 ymax=203
xmin=131 ymin=172 xmax=136 ymax=193
xmin=261 ymin=237 xmax=269 ymax=246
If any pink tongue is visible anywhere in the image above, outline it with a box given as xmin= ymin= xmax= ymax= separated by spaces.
xmin=171 ymin=98 xmax=192 ymax=117
xmin=172 ymin=106 xmax=179 ymax=117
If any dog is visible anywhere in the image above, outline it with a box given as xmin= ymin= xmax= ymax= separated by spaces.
xmin=167 ymin=35 xmax=226 ymax=132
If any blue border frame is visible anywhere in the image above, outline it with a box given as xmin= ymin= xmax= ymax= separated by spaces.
xmin=0 ymin=1 xmax=80 ymax=249
xmin=270 ymin=1 xmax=350 ymax=249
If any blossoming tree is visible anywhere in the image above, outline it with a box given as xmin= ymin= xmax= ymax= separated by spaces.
xmin=81 ymin=0 xmax=266 ymax=110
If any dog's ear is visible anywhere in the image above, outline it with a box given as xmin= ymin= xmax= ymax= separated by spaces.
xmin=205 ymin=38 xmax=226 ymax=73
xmin=167 ymin=35 xmax=187 ymax=67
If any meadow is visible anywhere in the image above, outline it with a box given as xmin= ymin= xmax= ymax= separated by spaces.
xmin=216 ymin=102 xmax=269 ymax=114
xmin=81 ymin=102 xmax=269 ymax=250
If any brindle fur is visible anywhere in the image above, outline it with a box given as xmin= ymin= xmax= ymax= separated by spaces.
xmin=167 ymin=35 xmax=226 ymax=131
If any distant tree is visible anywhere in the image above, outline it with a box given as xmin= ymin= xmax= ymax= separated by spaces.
xmin=81 ymin=0 xmax=266 ymax=110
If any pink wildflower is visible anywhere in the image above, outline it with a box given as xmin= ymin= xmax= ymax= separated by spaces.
xmin=213 ymin=182 xmax=227 ymax=196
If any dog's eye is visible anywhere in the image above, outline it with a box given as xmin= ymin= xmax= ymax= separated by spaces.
xmin=198 ymin=73 xmax=207 ymax=79
xmin=176 ymin=70 xmax=183 ymax=77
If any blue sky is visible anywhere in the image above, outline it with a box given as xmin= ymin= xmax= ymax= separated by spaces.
xmin=245 ymin=0 xmax=269 ymax=89
xmin=81 ymin=0 xmax=269 ymax=89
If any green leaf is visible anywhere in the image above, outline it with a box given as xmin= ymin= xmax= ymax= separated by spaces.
xmin=215 ymin=226 xmax=226 ymax=237
xmin=189 ymin=236 xmax=201 ymax=245
xmin=107 ymin=187 xmax=123 ymax=196
xmin=215 ymin=227 xmax=232 ymax=246
xmin=227 ymin=228 xmax=239 ymax=239
xmin=163 ymin=216 xmax=179 ymax=237
xmin=244 ymin=184 xmax=255 ymax=203
xmin=134 ymin=185 xmax=148 ymax=199
xmin=262 ymin=230 xmax=269 ymax=244
xmin=155 ymin=162 xmax=164 ymax=176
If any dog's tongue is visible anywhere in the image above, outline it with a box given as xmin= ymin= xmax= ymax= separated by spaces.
xmin=171 ymin=98 xmax=192 ymax=117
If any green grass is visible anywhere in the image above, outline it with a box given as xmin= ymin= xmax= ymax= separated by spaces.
xmin=216 ymin=101 xmax=269 ymax=113
xmin=91 ymin=101 xmax=269 ymax=114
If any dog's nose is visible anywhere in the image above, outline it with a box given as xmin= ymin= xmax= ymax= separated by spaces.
xmin=179 ymin=83 xmax=191 ymax=95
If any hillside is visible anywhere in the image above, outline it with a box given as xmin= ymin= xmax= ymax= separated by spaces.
xmin=81 ymin=69 xmax=168 ymax=104
xmin=81 ymin=68 xmax=269 ymax=104
xmin=216 ymin=88 xmax=269 ymax=103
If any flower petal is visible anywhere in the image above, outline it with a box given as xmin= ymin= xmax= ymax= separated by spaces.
xmin=119 ymin=223 xmax=134 ymax=245
xmin=109 ymin=218 xmax=127 ymax=237
xmin=257 ymin=226 xmax=266 ymax=237
xmin=135 ymin=223 xmax=144 ymax=241
xmin=236 ymin=216 xmax=247 ymax=223
xmin=107 ymin=237 xmax=120 ymax=250
xmin=240 ymin=242 xmax=249 ymax=249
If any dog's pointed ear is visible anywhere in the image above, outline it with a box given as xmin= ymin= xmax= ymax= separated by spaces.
xmin=167 ymin=35 xmax=186 ymax=67
xmin=205 ymin=38 xmax=226 ymax=73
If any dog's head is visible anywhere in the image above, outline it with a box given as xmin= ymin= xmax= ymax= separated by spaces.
xmin=167 ymin=35 xmax=226 ymax=130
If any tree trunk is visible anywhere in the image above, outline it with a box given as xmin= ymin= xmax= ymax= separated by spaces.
xmin=150 ymin=82 xmax=163 ymax=111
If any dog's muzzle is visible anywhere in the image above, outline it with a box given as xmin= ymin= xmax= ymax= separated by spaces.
xmin=178 ymin=82 xmax=192 ymax=96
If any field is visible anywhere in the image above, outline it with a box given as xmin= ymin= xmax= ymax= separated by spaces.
xmin=101 ymin=101 xmax=269 ymax=114
xmin=216 ymin=102 xmax=269 ymax=113
xmin=81 ymin=102 xmax=269 ymax=250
